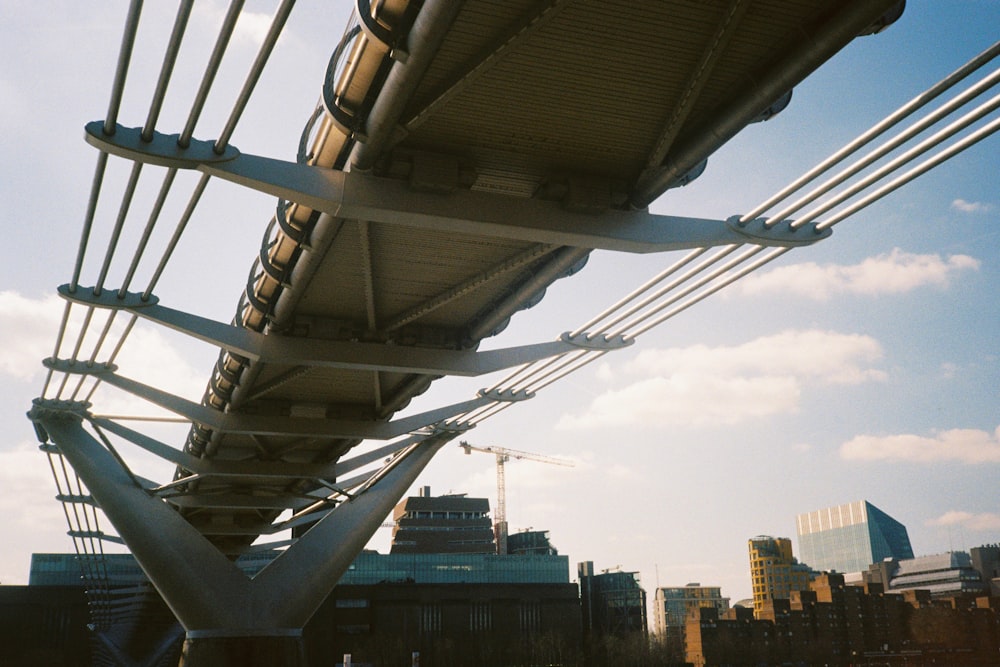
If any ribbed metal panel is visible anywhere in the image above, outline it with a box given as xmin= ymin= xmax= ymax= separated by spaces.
xmin=397 ymin=0 xmax=853 ymax=184
xmin=174 ymin=0 xmax=897 ymax=550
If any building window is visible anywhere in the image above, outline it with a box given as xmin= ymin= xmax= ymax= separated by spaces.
xmin=335 ymin=598 xmax=369 ymax=608
xmin=420 ymin=604 xmax=441 ymax=635
xmin=470 ymin=601 xmax=492 ymax=632
xmin=336 ymin=624 xmax=370 ymax=634
xmin=520 ymin=600 xmax=541 ymax=635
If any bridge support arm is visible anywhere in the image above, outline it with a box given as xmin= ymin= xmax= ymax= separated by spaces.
xmin=61 ymin=284 xmax=635 ymax=377
xmin=85 ymin=122 xmax=832 ymax=252
xmin=30 ymin=399 xmax=454 ymax=666
xmin=28 ymin=401 xmax=252 ymax=631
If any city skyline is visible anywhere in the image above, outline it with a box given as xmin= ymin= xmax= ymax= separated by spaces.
xmin=0 ymin=0 xmax=997 ymax=609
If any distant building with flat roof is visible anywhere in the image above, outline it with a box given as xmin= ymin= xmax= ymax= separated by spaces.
xmin=796 ymin=500 xmax=913 ymax=574
xmin=971 ymin=544 xmax=1000 ymax=596
xmin=653 ymin=583 xmax=729 ymax=662
xmin=653 ymin=583 xmax=729 ymax=636
xmin=31 ymin=550 xmax=572 ymax=587
xmin=863 ymin=550 xmax=991 ymax=598
xmin=29 ymin=550 xmax=579 ymax=665
xmin=390 ymin=486 xmax=497 ymax=554
xmin=578 ymin=561 xmax=647 ymax=638
xmin=507 ymin=529 xmax=558 ymax=556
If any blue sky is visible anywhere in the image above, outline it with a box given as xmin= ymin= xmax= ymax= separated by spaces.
xmin=0 ymin=1 xmax=997 ymax=608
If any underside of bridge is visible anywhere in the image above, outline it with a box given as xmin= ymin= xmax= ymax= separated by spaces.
xmin=27 ymin=1 xmax=916 ymax=664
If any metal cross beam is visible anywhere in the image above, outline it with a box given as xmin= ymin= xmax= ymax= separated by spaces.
xmin=86 ymin=122 xmax=833 ymax=253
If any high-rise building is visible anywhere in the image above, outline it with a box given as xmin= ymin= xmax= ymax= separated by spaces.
xmin=653 ymin=583 xmax=729 ymax=654
xmin=747 ymin=536 xmax=814 ymax=617
xmin=578 ymin=562 xmax=648 ymax=638
xmin=796 ymin=500 xmax=913 ymax=574
xmin=390 ymin=486 xmax=496 ymax=554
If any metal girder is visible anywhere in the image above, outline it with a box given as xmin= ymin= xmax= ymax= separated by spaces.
xmin=58 ymin=285 xmax=633 ymax=376
xmin=95 ymin=417 xmax=336 ymax=480
xmin=164 ymin=493 xmax=322 ymax=511
xmin=67 ymin=530 xmax=125 ymax=545
xmin=85 ymin=122 xmax=832 ymax=251
xmin=29 ymin=399 xmax=454 ymax=631
xmin=45 ymin=358 xmax=528 ymax=438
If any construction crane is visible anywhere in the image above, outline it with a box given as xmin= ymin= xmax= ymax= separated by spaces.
xmin=459 ymin=440 xmax=574 ymax=556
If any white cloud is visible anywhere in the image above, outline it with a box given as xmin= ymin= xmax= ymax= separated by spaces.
xmin=840 ymin=425 xmax=1000 ymax=464
xmin=0 ymin=441 xmax=74 ymax=584
xmin=951 ymin=199 xmax=994 ymax=214
xmin=926 ymin=510 xmax=1000 ymax=532
xmin=1 ymin=291 xmax=210 ymax=415
xmin=557 ymin=329 xmax=884 ymax=430
xmin=193 ymin=4 xmax=282 ymax=45
xmin=594 ymin=362 xmax=615 ymax=382
xmin=626 ymin=330 xmax=885 ymax=385
xmin=733 ymin=248 xmax=979 ymax=300
xmin=0 ymin=291 xmax=65 ymax=380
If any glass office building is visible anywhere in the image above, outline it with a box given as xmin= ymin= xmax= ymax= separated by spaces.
xmin=796 ymin=500 xmax=913 ymax=574
xmin=30 ymin=550 xmax=570 ymax=587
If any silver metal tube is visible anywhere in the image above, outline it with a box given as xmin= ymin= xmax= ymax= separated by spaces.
xmin=530 ymin=351 xmax=608 ymax=394
xmin=68 ymin=307 xmax=97 ymax=365
xmin=817 ymin=114 xmax=1000 ymax=230
xmin=349 ymin=0 xmax=464 ymax=170
xmin=120 ymin=168 xmax=178 ymax=297
xmin=611 ymin=246 xmax=766 ymax=339
xmin=629 ymin=248 xmax=789 ymax=339
xmin=505 ymin=351 xmax=585 ymax=395
xmin=593 ymin=245 xmax=743 ymax=339
xmin=743 ymin=39 xmax=1000 ymax=222
xmin=766 ymin=66 xmax=1000 ymax=226
xmin=95 ymin=162 xmax=144 ymax=295
xmin=215 ymin=0 xmax=296 ymax=153
xmin=143 ymin=0 xmax=195 ymax=141
xmin=517 ymin=350 xmax=599 ymax=394
xmin=143 ymin=173 xmax=211 ymax=300
xmin=43 ymin=301 xmax=75 ymax=397
xmin=86 ymin=311 xmax=119 ymax=367
xmin=794 ymin=92 xmax=1000 ymax=229
xmin=569 ymin=247 xmax=710 ymax=338
xmin=104 ymin=0 xmax=144 ymax=135
xmin=180 ymin=0 xmax=245 ymax=148
xmin=71 ymin=152 xmax=109 ymax=292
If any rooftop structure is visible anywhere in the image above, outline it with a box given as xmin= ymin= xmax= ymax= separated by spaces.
xmin=578 ymin=561 xmax=648 ymax=638
xmin=864 ymin=551 xmax=991 ymax=598
xmin=796 ymin=500 xmax=913 ymax=574
xmin=390 ymin=486 xmax=496 ymax=554
xmin=507 ymin=530 xmax=559 ymax=557
xmin=971 ymin=544 xmax=1000 ymax=596
xmin=653 ymin=583 xmax=730 ymax=636
xmin=747 ymin=536 xmax=815 ymax=617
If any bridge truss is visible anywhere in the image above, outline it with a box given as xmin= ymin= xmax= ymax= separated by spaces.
xmin=26 ymin=1 xmax=999 ymax=665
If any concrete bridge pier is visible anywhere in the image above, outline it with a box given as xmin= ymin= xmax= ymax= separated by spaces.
xmin=29 ymin=400 xmax=450 ymax=667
